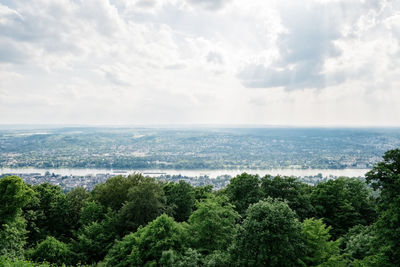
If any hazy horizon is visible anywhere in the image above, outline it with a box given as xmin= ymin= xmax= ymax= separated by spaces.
xmin=1 ymin=123 xmax=400 ymax=130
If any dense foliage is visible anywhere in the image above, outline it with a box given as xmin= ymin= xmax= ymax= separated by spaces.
xmin=1 ymin=149 xmax=400 ymax=266
xmin=230 ymin=198 xmax=304 ymax=266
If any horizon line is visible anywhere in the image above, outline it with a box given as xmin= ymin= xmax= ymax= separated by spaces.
xmin=0 ymin=123 xmax=399 ymax=129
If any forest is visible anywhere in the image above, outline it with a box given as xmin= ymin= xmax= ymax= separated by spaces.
xmin=1 ymin=149 xmax=400 ymax=266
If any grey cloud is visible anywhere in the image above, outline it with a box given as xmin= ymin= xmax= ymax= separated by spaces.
xmin=187 ymin=0 xmax=231 ymax=11
xmin=0 ymin=1 xmax=85 ymax=62
xmin=239 ymin=63 xmax=346 ymax=90
xmin=134 ymin=0 xmax=158 ymax=9
xmin=238 ymin=1 xmax=358 ymax=90
xmin=0 ymin=0 xmax=120 ymax=57
xmin=164 ymin=63 xmax=186 ymax=70
xmin=0 ymin=5 xmax=33 ymax=42
xmin=239 ymin=64 xmax=322 ymax=89
xmin=206 ymin=51 xmax=224 ymax=64
xmin=0 ymin=2 xmax=74 ymax=42
xmin=0 ymin=40 xmax=26 ymax=63
xmin=103 ymin=71 xmax=131 ymax=86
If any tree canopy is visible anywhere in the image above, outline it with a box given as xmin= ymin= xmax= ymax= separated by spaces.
xmin=225 ymin=173 xmax=261 ymax=216
xmin=311 ymin=177 xmax=376 ymax=238
xmin=188 ymin=195 xmax=239 ymax=254
xmin=104 ymin=214 xmax=187 ymax=267
xmin=3 ymin=149 xmax=400 ymax=266
xmin=231 ymin=198 xmax=304 ymax=266
xmin=366 ymin=148 xmax=400 ymax=265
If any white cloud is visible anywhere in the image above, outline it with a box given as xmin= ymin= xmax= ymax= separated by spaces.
xmin=0 ymin=0 xmax=399 ymax=126
xmin=186 ymin=0 xmax=231 ymax=11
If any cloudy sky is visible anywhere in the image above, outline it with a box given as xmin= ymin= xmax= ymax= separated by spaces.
xmin=1 ymin=0 xmax=399 ymax=126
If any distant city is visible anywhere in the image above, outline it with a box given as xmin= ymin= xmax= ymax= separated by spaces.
xmin=0 ymin=170 xmax=356 ymax=191
xmin=1 ymin=126 xmax=398 ymax=190
xmin=1 ymin=127 xmax=399 ymax=170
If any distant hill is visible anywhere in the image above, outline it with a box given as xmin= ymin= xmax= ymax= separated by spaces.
xmin=1 ymin=127 xmax=399 ymax=169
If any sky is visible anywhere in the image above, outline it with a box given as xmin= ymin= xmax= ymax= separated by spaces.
xmin=0 ymin=0 xmax=399 ymax=126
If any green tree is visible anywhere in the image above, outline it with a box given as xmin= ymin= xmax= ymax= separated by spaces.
xmin=366 ymin=148 xmax=400 ymax=265
xmin=342 ymin=225 xmax=375 ymax=261
xmin=350 ymin=253 xmax=389 ymax=267
xmin=194 ymin=185 xmax=213 ymax=202
xmin=164 ymin=181 xmax=195 ymax=222
xmin=0 ymin=176 xmax=33 ymax=258
xmin=72 ymin=209 xmax=119 ymax=264
xmin=301 ymin=218 xmax=340 ymax=266
xmin=261 ymin=175 xmax=314 ymax=220
xmin=188 ymin=195 xmax=239 ymax=254
xmin=159 ymin=248 xmax=230 ymax=267
xmin=231 ymin=198 xmax=304 ymax=266
xmin=117 ymin=177 xmax=165 ymax=235
xmin=24 ymin=183 xmax=70 ymax=243
xmin=316 ymin=255 xmax=349 ymax=267
xmin=0 ymin=256 xmax=51 ymax=266
xmin=65 ymin=187 xmax=89 ymax=231
xmin=0 ymin=217 xmax=28 ymax=259
xmin=0 ymin=176 xmax=33 ymax=225
xmin=160 ymin=248 xmax=203 ymax=267
xmin=311 ymin=177 xmax=376 ymax=238
xmin=29 ymin=236 xmax=74 ymax=266
xmin=225 ymin=173 xmax=261 ymax=216
xmin=203 ymin=250 xmax=231 ymax=267
xmin=79 ymin=200 xmax=107 ymax=226
xmin=104 ymin=214 xmax=187 ymax=267
xmin=91 ymin=174 xmax=144 ymax=211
